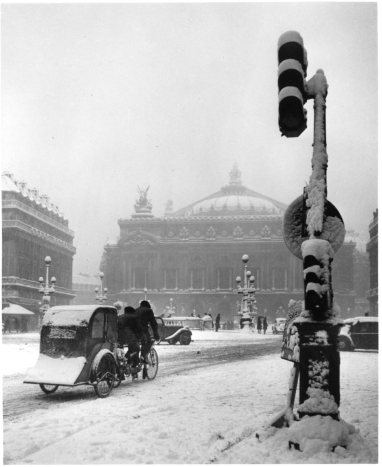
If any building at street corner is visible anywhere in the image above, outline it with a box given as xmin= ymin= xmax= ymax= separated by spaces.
xmin=72 ymin=273 xmax=101 ymax=305
xmin=2 ymin=172 xmax=76 ymax=330
xmin=366 ymin=209 xmax=378 ymax=315
xmin=102 ymin=165 xmax=356 ymax=322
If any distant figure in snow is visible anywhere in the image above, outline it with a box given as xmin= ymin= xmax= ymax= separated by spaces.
xmin=263 ymin=317 xmax=268 ymax=334
xmin=257 ymin=316 xmax=262 ymax=334
xmin=208 ymin=312 xmax=214 ymax=328
xmin=113 ymin=301 xmax=124 ymax=316
xmin=215 ymin=313 xmax=221 ymax=332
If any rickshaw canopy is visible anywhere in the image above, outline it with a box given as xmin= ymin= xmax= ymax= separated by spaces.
xmin=42 ymin=305 xmax=117 ymax=327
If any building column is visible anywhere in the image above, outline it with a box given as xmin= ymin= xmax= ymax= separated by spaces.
xmin=122 ymin=257 xmax=127 ymax=290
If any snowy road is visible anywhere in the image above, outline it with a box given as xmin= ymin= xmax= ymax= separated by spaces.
xmin=2 ymin=331 xmax=378 ymax=464
xmin=3 ymin=332 xmax=280 ymax=421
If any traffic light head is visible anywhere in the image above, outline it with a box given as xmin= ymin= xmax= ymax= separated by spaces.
xmin=278 ymin=87 xmax=307 ymax=137
xmin=301 ymin=239 xmax=333 ymax=320
xmin=278 ymin=31 xmax=308 ymax=137
xmin=278 ymin=31 xmax=307 ymax=75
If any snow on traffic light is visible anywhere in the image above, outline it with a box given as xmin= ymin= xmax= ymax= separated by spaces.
xmin=277 ymin=31 xmax=308 ymax=137
xmin=301 ymin=239 xmax=334 ymax=320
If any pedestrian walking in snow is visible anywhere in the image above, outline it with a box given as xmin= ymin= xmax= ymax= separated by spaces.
xmin=263 ymin=317 xmax=268 ymax=334
xmin=215 ymin=313 xmax=221 ymax=332
xmin=257 ymin=316 xmax=262 ymax=334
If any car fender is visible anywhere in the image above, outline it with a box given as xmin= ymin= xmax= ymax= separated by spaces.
xmin=164 ymin=328 xmax=191 ymax=342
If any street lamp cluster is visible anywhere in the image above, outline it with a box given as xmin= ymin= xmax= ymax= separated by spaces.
xmin=95 ymin=272 xmax=108 ymax=304
xmin=169 ymin=298 xmax=175 ymax=316
xmin=236 ymin=254 xmax=257 ymax=329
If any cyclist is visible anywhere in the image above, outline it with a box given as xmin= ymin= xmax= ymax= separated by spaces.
xmin=135 ymin=300 xmax=160 ymax=362
xmin=117 ymin=306 xmax=143 ymax=379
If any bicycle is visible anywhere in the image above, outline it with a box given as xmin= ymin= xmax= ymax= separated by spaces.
xmin=114 ymin=340 xmax=159 ymax=387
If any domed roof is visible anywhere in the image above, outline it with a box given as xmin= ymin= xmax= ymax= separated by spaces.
xmin=169 ymin=165 xmax=287 ymax=218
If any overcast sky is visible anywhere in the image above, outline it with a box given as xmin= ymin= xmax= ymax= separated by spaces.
xmin=1 ymin=2 xmax=378 ymax=276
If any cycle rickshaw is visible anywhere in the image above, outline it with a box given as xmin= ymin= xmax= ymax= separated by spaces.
xmin=24 ymin=305 xmax=159 ymax=398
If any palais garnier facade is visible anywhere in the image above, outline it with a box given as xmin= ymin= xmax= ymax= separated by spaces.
xmin=102 ymin=166 xmax=355 ymax=321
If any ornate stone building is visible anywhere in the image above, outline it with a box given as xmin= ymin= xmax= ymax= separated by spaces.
xmin=102 ymin=166 xmax=356 ymax=322
xmin=366 ymin=209 xmax=378 ymax=315
xmin=2 ymin=173 xmax=76 ymax=328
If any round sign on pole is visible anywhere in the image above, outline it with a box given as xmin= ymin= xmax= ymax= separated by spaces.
xmin=283 ymin=194 xmax=345 ymax=259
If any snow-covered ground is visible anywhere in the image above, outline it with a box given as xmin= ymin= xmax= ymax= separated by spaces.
xmin=2 ymin=330 xmax=378 ymax=464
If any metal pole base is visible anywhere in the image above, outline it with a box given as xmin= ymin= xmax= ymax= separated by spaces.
xmin=294 ymin=320 xmax=342 ymax=416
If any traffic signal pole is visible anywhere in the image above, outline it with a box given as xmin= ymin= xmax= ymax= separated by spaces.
xmin=277 ymin=32 xmax=344 ymax=422
xmin=297 ymin=69 xmax=342 ymax=418
xmin=306 ymin=70 xmax=328 ymax=230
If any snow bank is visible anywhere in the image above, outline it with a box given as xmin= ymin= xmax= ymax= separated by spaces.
xmin=288 ymin=415 xmax=355 ymax=452
xmin=1 ymin=342 xmax=39 ymax=376
xmin=191 ymin=329 xmax=275 ymax=341
xmin=298 ymin=387 xmax=338 ymax=415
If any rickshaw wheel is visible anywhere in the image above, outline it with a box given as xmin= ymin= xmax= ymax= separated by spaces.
xmin=39 ymin=384 xmax=59 ymax=394
xmin=92 ymin=351 xmax=116 ymax=398
xmin=143 ymin=348 xmax=158 ymax=380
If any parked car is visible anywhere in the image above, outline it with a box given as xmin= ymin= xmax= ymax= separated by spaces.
xmin=154 ymin=316 xmax=192 ymax=345
xmin=338 ymin=316 xmax=378 ymax=351
xmin=272 ymin=317 xmax=286 ymax=334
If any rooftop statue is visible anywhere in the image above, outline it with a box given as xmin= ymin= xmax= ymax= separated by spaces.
xmin=134 ymin=185 xmax=152 ymax=214
xmin=229 ymin=163 xmax=242 ymax=186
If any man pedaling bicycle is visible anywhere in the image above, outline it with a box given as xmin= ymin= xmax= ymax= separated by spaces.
xmin=117 ymin=301 xmax=160 ymax=379
xmin=135 ymin=300 xmax=160 ymax=362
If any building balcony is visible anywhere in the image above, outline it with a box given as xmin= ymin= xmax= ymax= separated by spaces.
xmin=2 ymin=198 xmax=74 ymax=236
xmin=2 ymin=220 xmax=76 ymax=254
xmin=2 ymin=276 xmax=75 ymax=297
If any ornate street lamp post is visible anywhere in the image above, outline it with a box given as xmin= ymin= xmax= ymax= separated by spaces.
xmin=236 ymin=254 xmax=257 ymax=330
xmin=95 ymin=272 xmax=108 ymax=304
xmin=38 ymin=256 xmax=56 ymax=325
